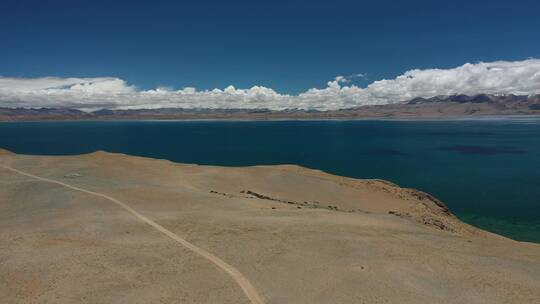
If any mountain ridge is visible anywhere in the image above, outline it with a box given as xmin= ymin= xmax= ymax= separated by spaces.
xmin=1 ymin=94 xmax=539 ymax=121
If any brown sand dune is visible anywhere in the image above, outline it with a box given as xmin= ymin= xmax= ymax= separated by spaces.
xmin=1 ymin=149 xmax=539 ymax=303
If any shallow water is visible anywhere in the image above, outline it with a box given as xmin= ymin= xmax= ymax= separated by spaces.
xmin=1 ymin=118 xmax=539 ymax=242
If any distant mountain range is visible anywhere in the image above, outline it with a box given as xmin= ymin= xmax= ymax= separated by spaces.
xmin=1 ymin=94 xmax=539 ymax=121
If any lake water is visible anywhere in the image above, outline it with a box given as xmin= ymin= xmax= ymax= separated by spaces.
xmin=1 ymin=118 xmax=539 ymax=242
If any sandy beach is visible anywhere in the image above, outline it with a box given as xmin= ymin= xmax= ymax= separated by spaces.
xmin=1 ymin=149 xmax=539 ymax=303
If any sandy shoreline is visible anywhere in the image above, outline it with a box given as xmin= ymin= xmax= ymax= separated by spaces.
xmin=2 ymin=114 xmax=540 ymax=123
xmin=1 ymin=149 xmax=539 ymax=303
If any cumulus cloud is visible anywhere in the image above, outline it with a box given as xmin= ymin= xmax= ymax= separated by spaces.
xmin=1 ymin=59 xmax=540 ymax=111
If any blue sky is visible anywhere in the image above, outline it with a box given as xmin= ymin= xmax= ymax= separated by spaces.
xmin=1 ymin=1 xmax=540 ymax=110
xmin=2 ymin=0 xmax=540 ymax=94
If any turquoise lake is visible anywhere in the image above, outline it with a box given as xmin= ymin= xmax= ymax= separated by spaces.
xmin=1 ymin=118 xmax=539 ymax=242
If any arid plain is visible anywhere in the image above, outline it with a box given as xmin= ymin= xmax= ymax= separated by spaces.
xmin=1 ymin=149 xmax=539 ymax=304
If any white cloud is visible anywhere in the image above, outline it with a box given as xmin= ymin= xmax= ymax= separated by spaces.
xmin=1 ymin=59 xmax=540 ymax=111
